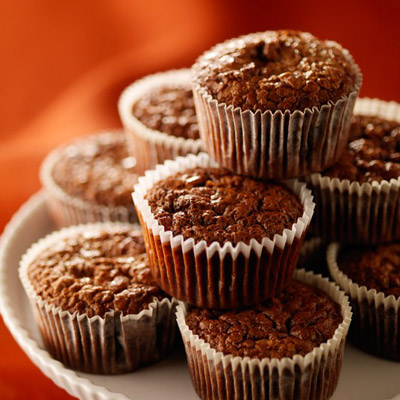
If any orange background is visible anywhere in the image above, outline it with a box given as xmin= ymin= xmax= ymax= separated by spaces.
xmin=1 ymin=1 xmax=400 ymax=398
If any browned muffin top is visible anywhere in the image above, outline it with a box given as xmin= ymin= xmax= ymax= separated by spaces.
xmin=27 ymin=228 xmax=164 ymax=317
xmin=339 ymin=243 xmax=400 ymax=297
xmin=323 ymin=115 xmax=400 ymax=183
xmin=144 ymin=167 xmax=303 ymax=246
xmin=131 ymin=85 xmax=199 ymax=140
xmin=193 ymin=30 xmax=357 ymax=113
xmin=186 ymin=280 xmax=342 ymax=359
xmin=51 ymin=133 xmax=138 ymax=208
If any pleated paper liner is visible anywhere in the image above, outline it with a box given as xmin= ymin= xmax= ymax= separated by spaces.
xmin=309 ymin=98 xmax=400 ymax=244
xmin=40 ymin=131 xmax=138 ymax=228
xmin=133 ymin=152 xmax=315 ymax=309
xmin=19 ymin=223 xmax=178 ymax=374
xmin=118 ymin=69 xmax=203 ymax=175
xmin=176 ymin=269 xmax=352 ymax=400
xmin=191 ymin=34 xmax=362 ymax=180
xmin=328 ymin=243 xmax=400 ymax=361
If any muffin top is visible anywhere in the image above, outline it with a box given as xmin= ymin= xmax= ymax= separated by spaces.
xmin=27 ymin=227 xmax=164 ymax=317
xmin=131 ymin=85 xmax=199 ymax=140
xmin=323 ymin=115 xmax=400 ymax=183
xmin=186 ymin=280 xmax=342 ymax=359
xmin=50 ymin=132 xmax=138 ymax=208
xmin=144 ymin=167 xmax=303 ymax=246
xmin=193 ymin=30 xmax=357 ymax=113
xmin=339 ymin=243 xmax=400 ymax=297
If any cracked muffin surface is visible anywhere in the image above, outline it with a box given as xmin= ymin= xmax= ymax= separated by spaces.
xmin=27 ymin=227 xmax=164 ymax=317
xmin=193 ymin=30 xmax=357 ymax=113
xmin=144 ymin=167 xmax=303 ymax=246
xmin=132 ymin=85 xmax=199 ymax=140
xmin=323 ymin=115 xmax=400 ymax=183
xmin=52 ymin=132 xmax=138 ymax=208
xmin=339 ymin=243 xmax=400 ymax=297
xmin=185 ymin=280 xmax=343 ymax=359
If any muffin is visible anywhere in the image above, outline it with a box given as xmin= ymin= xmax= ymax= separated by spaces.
xmin=19 ymin=223 xmax=177 ymax=374
xmin=41 ymin=131 xmax=139 ymax=227
xmin=328 ymin=242 xmax=400 ymax=361
xmin=118 ymin=69 xmax=203 ymax=175
xmin=133 ymin=153 xmax=314 ymax=309
xmin=176 ymin=269 xmax=351 ymax=400
xmin=309 ymin=98 xmax=400 ymax=244
xmin=192 ymin=30 xmax=362 ymax=180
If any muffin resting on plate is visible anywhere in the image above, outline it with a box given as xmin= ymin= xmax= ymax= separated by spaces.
xmin=118 ymin=69 xmax=203 ymax=175
xmin=133 ymin=152 xmax=314 ymax=309
xmin=309 ymin=98 xmax=400 ymax=244
xmin=185 ymin=281 xmax=342 ymax=358
xmin=41 ymin=131 xmax=139 ymax=227
xmin=176 ymin=269 xmax=351 ymax=400
xmin=19 ymin=223 xmax=177 ymax=374
xmin=191 ymin=30 xmax=362 ymax=179
xmin=328 ymin=242 xmax=400 ymax=360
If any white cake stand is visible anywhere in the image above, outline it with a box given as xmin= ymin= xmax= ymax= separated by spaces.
xmin=1 ymin=192 xmax=400 ymax=400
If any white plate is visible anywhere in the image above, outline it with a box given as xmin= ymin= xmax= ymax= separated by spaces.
xmin=1 ymin=192 xmax=400 ymax=400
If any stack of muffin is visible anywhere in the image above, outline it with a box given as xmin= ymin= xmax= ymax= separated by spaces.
xmin=17 ymin=29 xmax=400 ymax=400
xmin=312 ymin=99 xmax=400 ymax=361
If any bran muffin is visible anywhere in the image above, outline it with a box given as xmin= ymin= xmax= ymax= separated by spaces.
xmin=191 ymin=30 xmax=362 ymax=179
xmin=119 ymin=69 xmax=203 ymax=175
xmin=133 ymin=153 xmax=314 ymax=309
xmin=20 ymin=223 xmax=177 ymax=374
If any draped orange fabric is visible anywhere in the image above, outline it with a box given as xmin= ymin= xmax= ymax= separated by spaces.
xmin=1 ymin=1 xmax=400 ymax=398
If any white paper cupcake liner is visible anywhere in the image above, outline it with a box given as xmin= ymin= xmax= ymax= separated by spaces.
xmin=133 ymin=152 xmax=315 ymax=309
xmin=19 ymin=222 xmax=178 ymax=374
xmin=327 ymin=243 xmax=400 ymax=361
xmin=40 ymin=131 xmax=138 ymax=228
xmin=191 ymin=36 xmax=362 ymax=180
xmin=309 ymin=98 xmax=400 ymax=244
xmin=118 ymin=69 xmax=203 ymax=175
xmin=176 ymin=269 xmax=352 ymax=400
